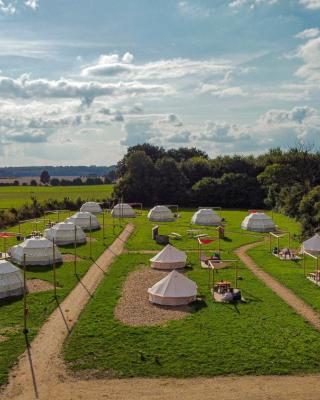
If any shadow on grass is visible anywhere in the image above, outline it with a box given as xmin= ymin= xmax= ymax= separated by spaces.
xmin=26 ymin=262 xmax=63 ymax=273
xmin=0 ymin=294 xmax=23 ymax=307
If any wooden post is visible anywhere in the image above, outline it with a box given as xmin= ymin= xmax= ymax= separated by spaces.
xmin=74 ymin=225 xmax=77 ymax=275
xmin=303 ymin=253 xmax=306 ymax=277
xmin=277 ymin=236 xmax=279 ymax=252
xmin=23 ymin=254 xmax=28 ymax=334
xmin=52 ymin=238 xmax=57 ymax=298
xmin=89 ymin=215 xmax=92 ymax=259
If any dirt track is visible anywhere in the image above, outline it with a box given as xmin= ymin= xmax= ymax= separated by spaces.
xmin=2 ymin=234 xmax=320 ymax=400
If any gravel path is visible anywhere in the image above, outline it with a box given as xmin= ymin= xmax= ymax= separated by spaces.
xmin=115 ymin=267 xmax=191 ymax=326
xmin=235 ymin=241 xmax=320 ymax=331
xmin=3 ymin=234 xmax=320 ymax=400
xmin=27 ymin=279 xmax=54 ymax=293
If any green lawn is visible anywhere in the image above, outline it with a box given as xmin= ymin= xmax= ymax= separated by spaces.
xmin=0 ymin=212 xmax=122 ymax=386
xmin=63 ymin=210 xmax=320 ymax=378
xmin=0 ymin=185 xmax=114 ymax=209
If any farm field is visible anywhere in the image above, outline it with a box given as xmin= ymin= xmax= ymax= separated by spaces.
xmin=0 ymin=211 xmax=123 ymax=386
xmin=0 ymin=185 xmax=114 ymax=209
xmin=63 ymin=210 xmax=320 ymax=378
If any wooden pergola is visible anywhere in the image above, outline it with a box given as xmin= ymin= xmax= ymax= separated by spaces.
xmin=269 ymin=231 xmax=291 ymax=253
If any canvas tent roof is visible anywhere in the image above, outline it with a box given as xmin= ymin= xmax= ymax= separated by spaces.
xmin=150 ymin=244 xmax=187 ymax=263
xmin=148 ymin=269 xmax=197 ymax=298
xmin=148 ymin=205 xmax=174 ymax=222
xmin=111 ymin=203 xmax=136 ymax=218
xmin=10 ymin=237 xmax=62 ymax=266
xmin=44 ymin=222 xmax=86 ymax=245
xmin=241 ymin=212 xmax=275 ymax=232
xmin=65 ymin=211 xmax=100 ymax=230
xmin=0 ymin=260 xmax=24 ymax=299
xmin=191 ymin=209 xmax=222 ymax=226
xmin=80 ymin=201 xmax=102 ymax=214
xmin=302 ymin=234 xmax=320 ymax=254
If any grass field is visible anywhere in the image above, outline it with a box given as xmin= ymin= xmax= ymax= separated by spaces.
xmin=0 ymin=185 xmax=114 ymax=209
xmin=0 ymin=211 xmax=122 ymax=386
xmin=63 ymin=210 xmax=320 ymax=378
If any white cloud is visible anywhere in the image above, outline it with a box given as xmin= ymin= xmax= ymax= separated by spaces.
xmin=259 ymin=106 xmax=316 ymax=125
xmin=167 ymin=130 xmax=191 ymax=143
xmin=299 ymin=0 xmax=320 ymax=10
xmin=295 ymin=28 xmax=320 ymax=39
xmin=198 ymin=83 xmax=247 ymax=97
xmin=229 ymin=0 xmax=278 ymax=9
xmin=25 ymin=0 xmax=38 ymax=10
xmin=81 ymin=52 xmax=235 ymax=81
xmin=0 ymin=74 xmax=172 ymax=104
xmin=0 ymin=0 xmax=15 ymax=14
xmin=295 ymin=37 xmax=320 ymax=82
xmin=177 ymin=1 xmax=211 ymax=18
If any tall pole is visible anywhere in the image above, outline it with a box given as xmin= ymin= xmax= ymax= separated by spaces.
xmin=23 ymin=254 xmax=28 ymax=334
xmin=74 ymin=225 xmax=77 ymax=275
xmin=52 ymin=238 xmax=57 ymax=298
xmin=303 ymin=253 xmax=306 ymax=277
xmin=89 ymin=215 xmax=92 ymax=259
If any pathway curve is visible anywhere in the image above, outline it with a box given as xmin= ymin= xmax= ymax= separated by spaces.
xmin=3 ymin=234 xmax=320 ymax=400
xmin=235 ymin=240 xmax=320 ymax=331
xmin=1 ymin=224 xmax=134 ymax=400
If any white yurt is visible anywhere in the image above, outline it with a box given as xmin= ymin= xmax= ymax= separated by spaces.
xmin=150 ymin=244 xmax=187 ymax=270
xmin=301 ymin=234 xmax=320 ymax=254
xmin=44 ymin=222 xmax=86 ymax=245
xmin=111 ymin=203 xmax=136 ymax=218
xmin=241 ymin=212 xmax=275 ymax=232
xmin=10 ymin=237 xmax=62 ymax=266
xmin=80 ymin=201 xmax=102 ymax=214
xmin=0 ymin=260 xmax=24 ymax=299
xmin=148 ymin=205 xmax=174 ymax=222
xmin=65 ymin=211 xmax=100 ymax=231
xmin=191 ymin=209 xmax=222 ymax=226
xmin=148 ymin=269 xmax=197 ymax=306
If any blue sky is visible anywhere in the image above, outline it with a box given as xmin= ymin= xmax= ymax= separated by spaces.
xmin=0 ymin=0 xmax=319 ymax=166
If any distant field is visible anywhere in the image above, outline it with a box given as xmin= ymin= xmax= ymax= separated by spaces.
xmin=0 ymin=185 xmax=114 ymax=209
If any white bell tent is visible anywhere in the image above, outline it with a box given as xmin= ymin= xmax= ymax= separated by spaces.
xmin=150 ymin=244 xmax=187 ymax=270
xmin=44 ymin=222 xmax=86 ymax=245
xmin=191 ymin=209 xmax=222 ymax=226
xmin=0 ymin=260 xmax=24 ymax=299
xmin=302 ymin=234 xmax=320 ymax=255
xmin=80 ymin=201 xmax=102 ymax=214
xmin=10 ymin=237 xmax=62 ymax=266
xmin=148 ymin=269 xmax=197 ymax=306
xmin=65 ymin=211 xmax=100 ymax=231
xmin=148 ymin=205 xmax=174 ymax=222
xmin=111 ymin=203 xmax=136 ymax=218
xmin=241 ymin=212 xmax=275 ymax=233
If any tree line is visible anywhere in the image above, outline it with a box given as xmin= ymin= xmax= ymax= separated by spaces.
xmin=113 ymin=144 xmax=320 ymax=237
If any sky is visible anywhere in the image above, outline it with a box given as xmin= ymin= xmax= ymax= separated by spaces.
xmin=0 ymin=0 xmax=320 ymax=166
